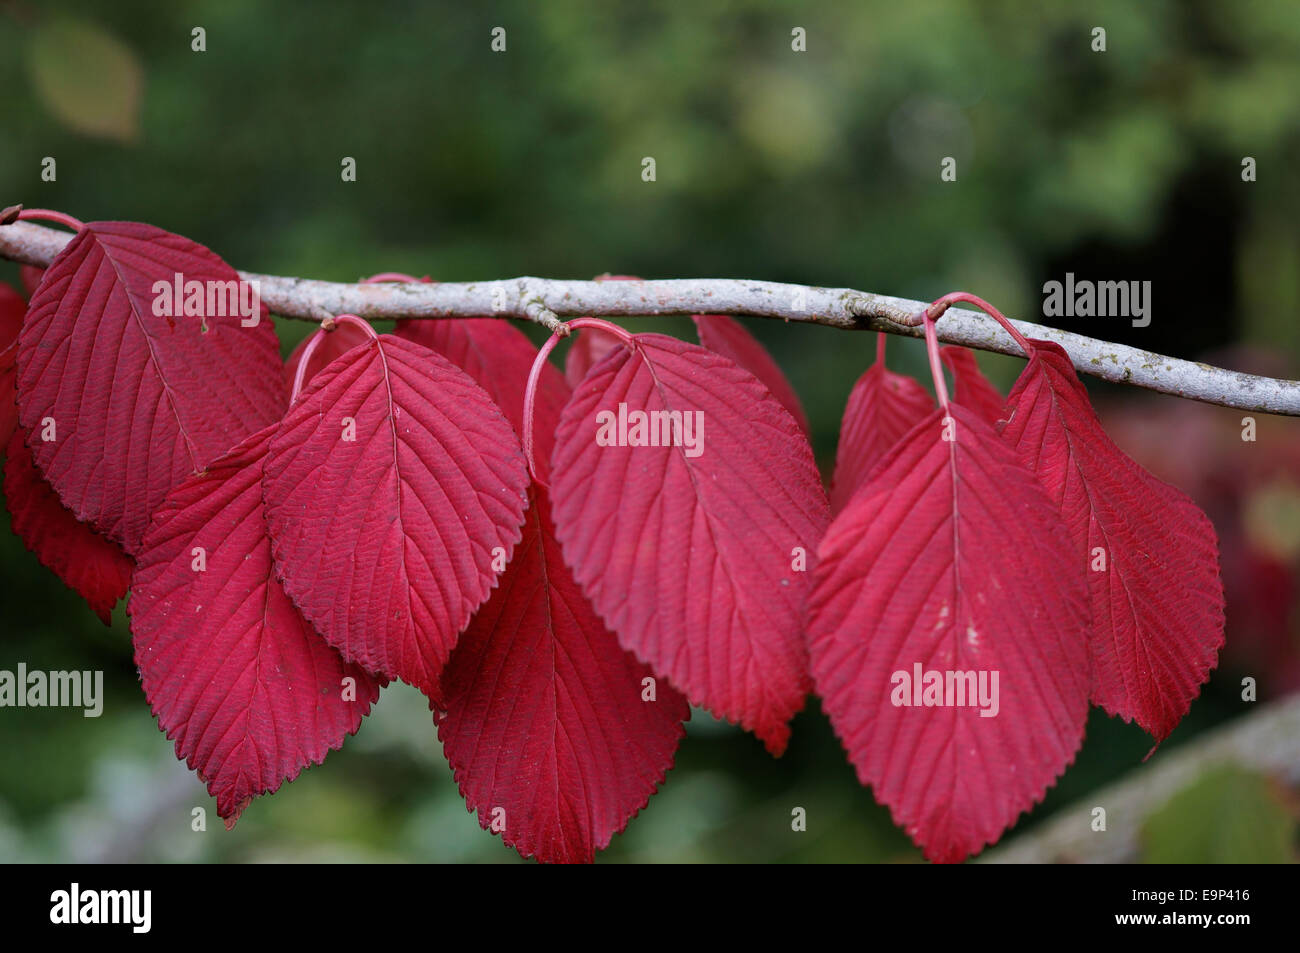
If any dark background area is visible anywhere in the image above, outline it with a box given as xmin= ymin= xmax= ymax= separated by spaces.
xmin=0 ymin=0 xmax=1297 ymax=862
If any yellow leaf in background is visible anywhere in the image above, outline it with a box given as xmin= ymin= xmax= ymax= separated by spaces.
xmin=1244 ymin=476 xmax=1300 ymax=562
xmin=26 ymin=17 xmax=143 ymax=143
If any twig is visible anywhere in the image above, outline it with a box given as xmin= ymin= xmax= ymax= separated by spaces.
xmin=3 ymin=218 xmax=1298 ymax=415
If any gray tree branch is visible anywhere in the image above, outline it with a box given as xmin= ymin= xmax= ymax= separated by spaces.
xmin=3 ymin=218 xmax=1298 ymax=416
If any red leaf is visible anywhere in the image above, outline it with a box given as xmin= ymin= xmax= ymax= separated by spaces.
xmin=0 ymin=281 xmax=23 ymax=321
xmin=407 ymin=317 xmax=689 ymax=861
xmin=283 ymin=320 xmax=372 ymax=393
xmin=0 ymin=282 xmax=25 ymax=449
xmin=940 ymin=346 xmax=1006 ymax=425
xmin=550 ymin=333 xmax=829 ymax=754
xmin=4 ymin=428 xmax=132 ymax=624
xmin=439 ymin=488 xmax=689 ymax=863
xmin=564 ymin=325 xmax=624 ymax=388
xmin=692 ymin=314 xmax=810 ymax=435
xmin=829 ymin=335 xmax=933 ymax=514
xmin=806 ymin=404 xmax=1090 ymax=862
xmin=262 ymin=333 xmax=530 ymax=700
xmin=395 ymin=318 xmax=569 ymax=478
xmin=130 ymin=425 xmax=380 ymax=824
xmin=16 ymin=222 xmax=286 ymax=553
xmin=19 ymin=266 xmax=44 ymax=299
xmin=999 ymin=341 xmax=1225 ymax=740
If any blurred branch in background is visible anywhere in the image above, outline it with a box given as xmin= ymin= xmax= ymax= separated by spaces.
xmin=985 ymin=695 xmax=1300 ymax=863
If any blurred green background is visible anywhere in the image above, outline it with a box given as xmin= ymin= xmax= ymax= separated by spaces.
xmin=1 ymin=0 xmax=1298 ymax=862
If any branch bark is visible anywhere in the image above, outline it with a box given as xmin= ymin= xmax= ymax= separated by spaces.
xmin=3 ymin=218 xmax=1298 ymax=416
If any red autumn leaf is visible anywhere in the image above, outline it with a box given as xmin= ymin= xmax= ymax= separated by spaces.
xmin=19 ymin=266 xmax=44 ymax=298
xmin=439 ymin=488 xmax=689 ymax=863
xmin=395 ymin=318 xmax=569 ymax=478
xmin=549 ymin=332 xmax=829 ymax=754
xmin=0 ymin=281 xmax=23 ymax=324
xmin=0 ymin=282 xmax=129 ymax=623
xmin=130 ymin=424 xmax=381 ymax=824
xmin=262 ymin=332 xmax=530 ymax=701
xmin=999 ymin=340 xmax=1225 ymax=741
xmin=0 ymin=282 xmax=26 ymax=448
xmin=0 ymin=280 xmax=25 ymax=320
xmin=692 ymin=314 xmax=811 ymax=436
xmin=283 ymin=320 xmax=373 ymax=393
xmin=564 ymin=325 xmax=624 ymax=389
xmin=409 ymin=317 xmax=690 ymax=862
xmin=16 ymin=222 xmax=286 ymax=553
xmin=806 ymin=403 xmax=1090 ymax=862
xmin=940 ymin=345 xmax=1006 ymax=425
xmin=829 ymin=333 xmax=933 ymax=514
xmin=4 ymin=428 xmax=133 ymax=624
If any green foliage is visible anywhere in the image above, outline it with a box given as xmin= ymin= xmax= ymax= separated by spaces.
xmin=1142 ymin=764 xmax=1297 ymax=864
